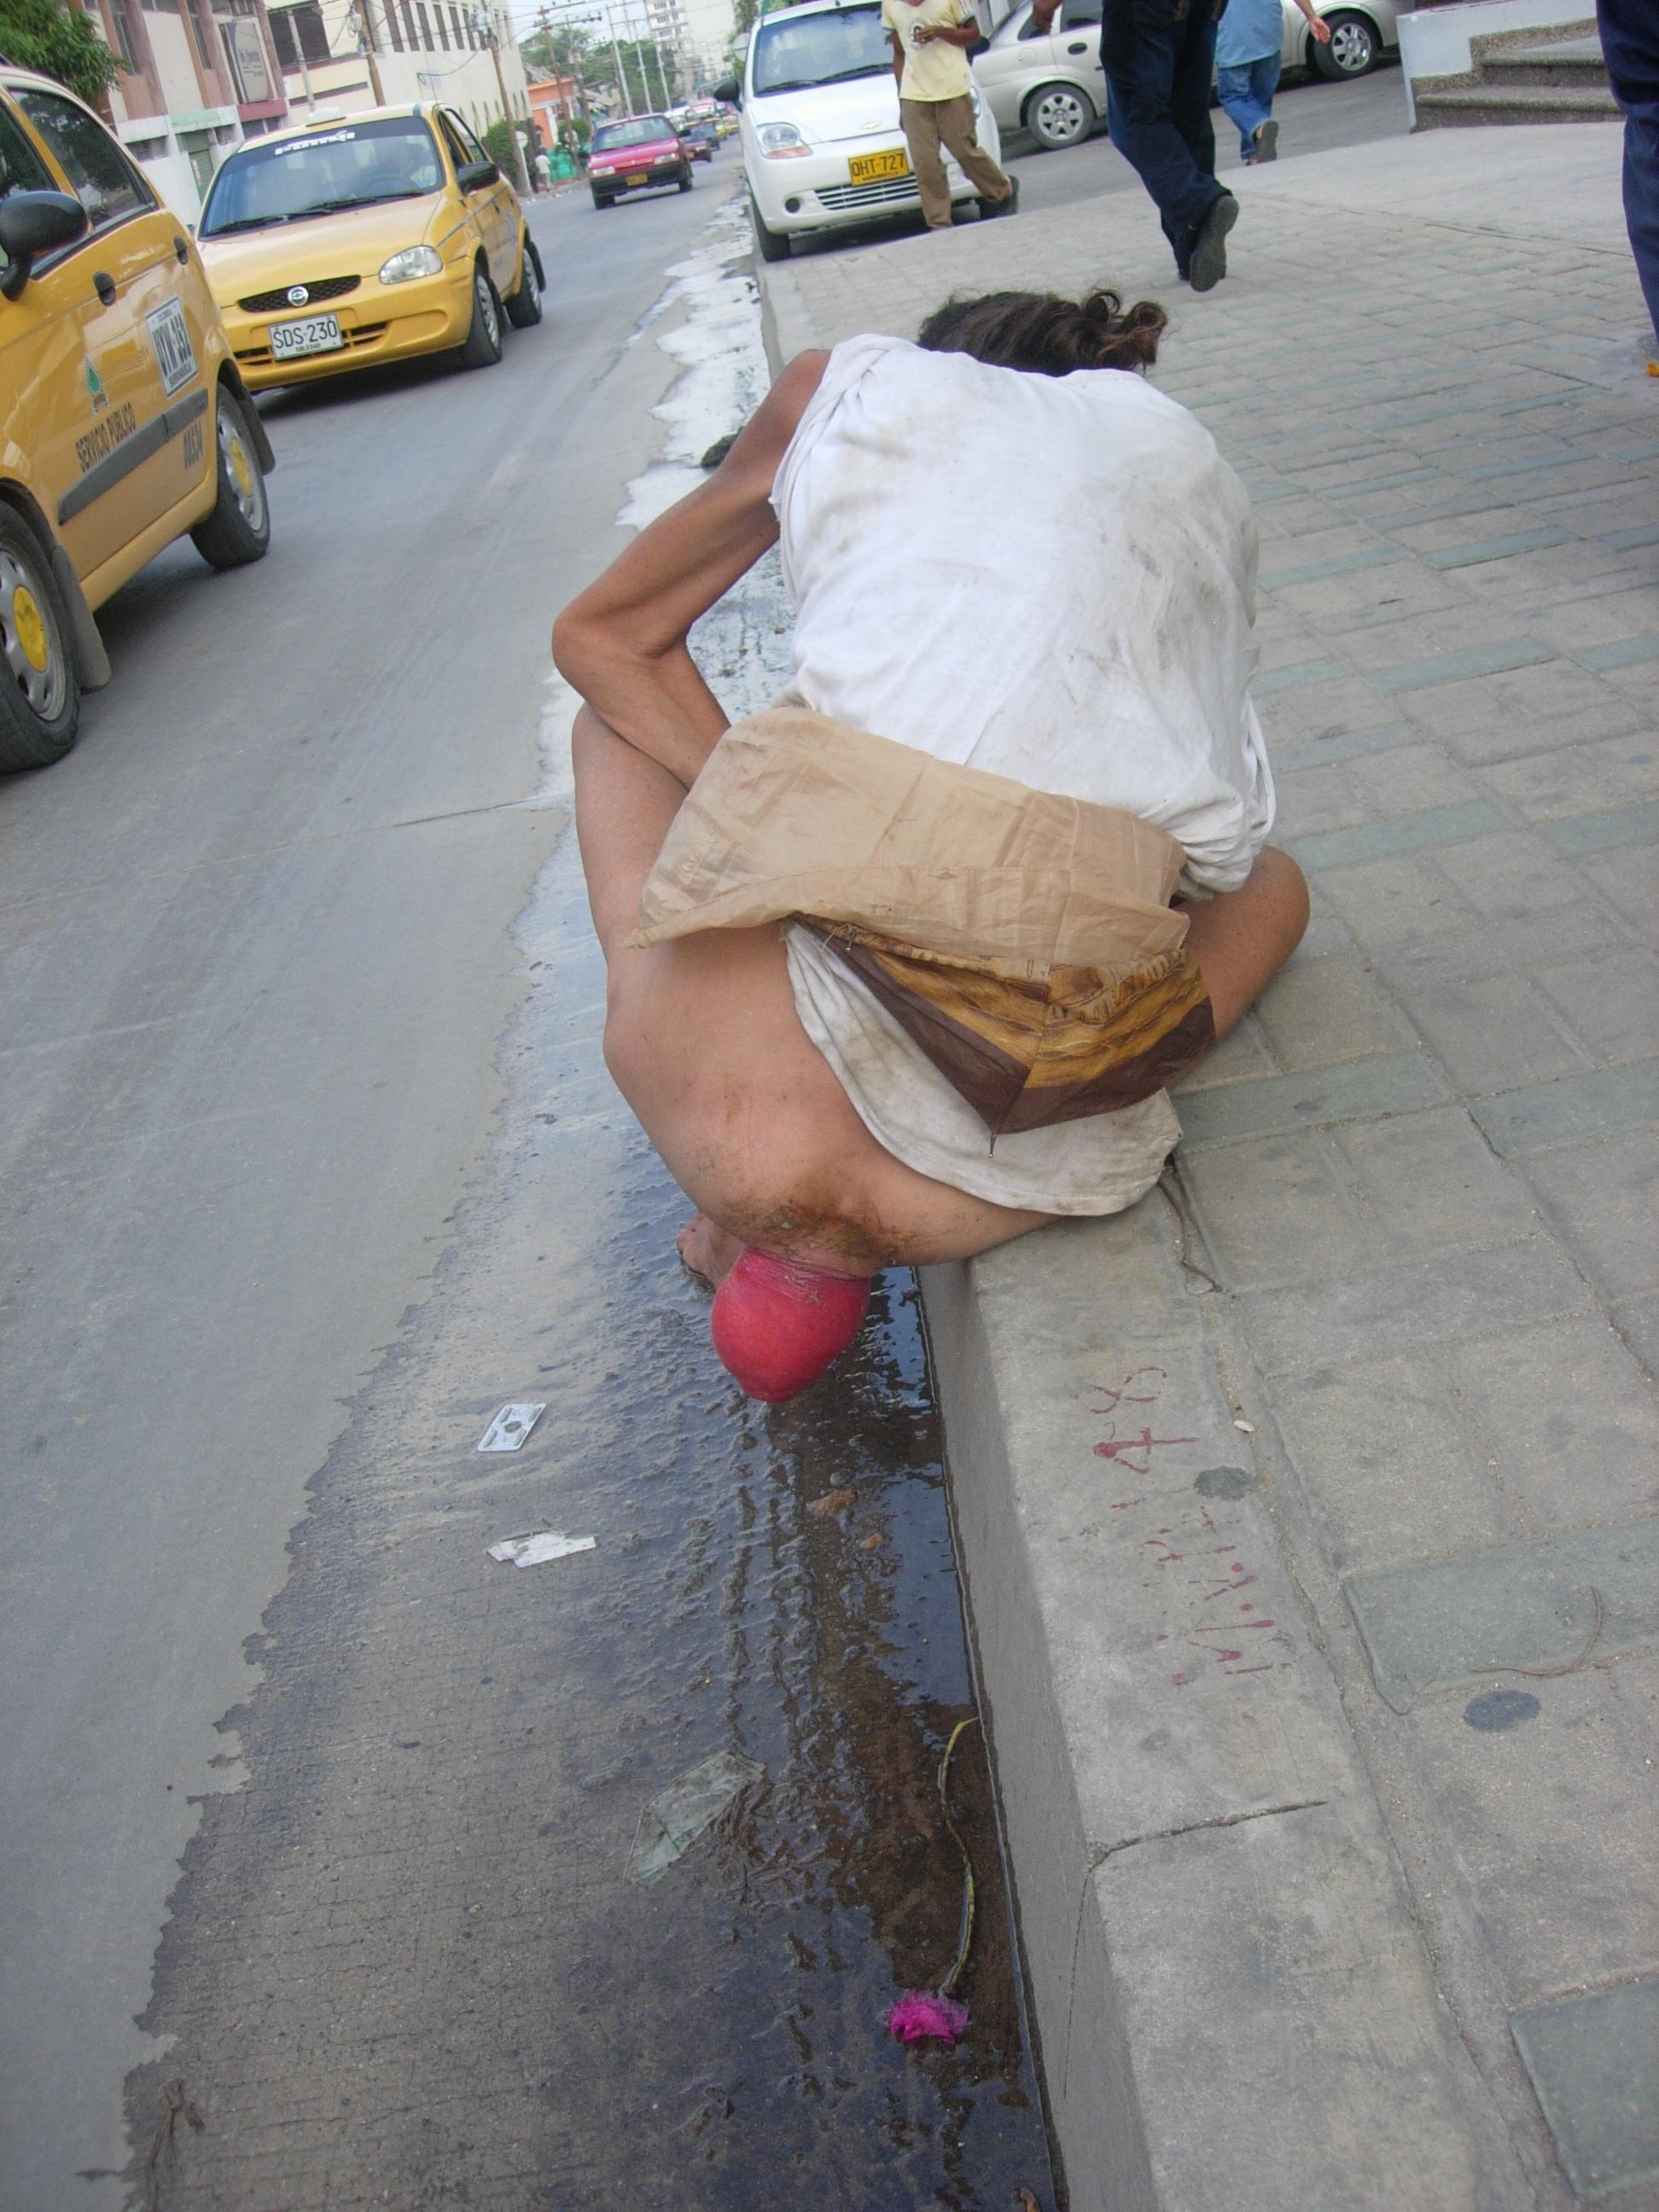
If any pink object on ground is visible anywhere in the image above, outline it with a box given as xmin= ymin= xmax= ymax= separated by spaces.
xmin=710 ymin=1249 xmax=873 ymax=1404
xmin=886 ymin=1990 xmax=969 ymax=2045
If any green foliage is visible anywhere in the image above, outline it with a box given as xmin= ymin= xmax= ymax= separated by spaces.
xmin=480 ymin=114 xmax=524 ymax=183
xmin=579 ymin=34 xmax=679 ymax=109
xmin=0 ymin=0 xmax=120 ymax=106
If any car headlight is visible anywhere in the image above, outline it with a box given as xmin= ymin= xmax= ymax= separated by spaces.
xmin=759 ymin=120 xmax=811 ymax=158
xmin=380 ymin=245 xmax=443 ymax=284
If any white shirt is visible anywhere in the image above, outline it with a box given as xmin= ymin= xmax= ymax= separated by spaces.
xmin=772 ymin=333 xmax=1274 ymax=896
xmin=768 ymin=333 xmax=1274 ymax=1215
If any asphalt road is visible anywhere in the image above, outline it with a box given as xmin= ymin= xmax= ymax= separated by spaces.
xmin=2 ymin=158 xmax=1054 ymax=2211
xmin=0 ymin=166 xmax=721 ymax=2210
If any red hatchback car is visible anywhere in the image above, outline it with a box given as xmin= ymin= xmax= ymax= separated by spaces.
xmin=588 ymin=114 xmax=694 ymax=207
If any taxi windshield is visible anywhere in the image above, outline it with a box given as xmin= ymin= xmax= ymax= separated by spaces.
xmin=591 ymin=116 xmax=673 ymax=149
xmin=199 ymin=117 xmax=444 ymax=236
xmin=752 ymin=5 xmax=891 ymax=94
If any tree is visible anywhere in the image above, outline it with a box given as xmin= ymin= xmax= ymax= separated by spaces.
xmin=0 ymin=0 xmax=120 ymax=108
xmin=580 ymin=34 xmax=679 ymax=109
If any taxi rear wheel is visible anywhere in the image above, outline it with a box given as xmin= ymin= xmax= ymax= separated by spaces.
xmin=0 ymin=508 xmax=79 ymax=774
xmin=505 ymin=240 xmax=544 ymax=328
xmin=190 ymin=387 xmax=271 ymax=572
xmin=459 ymin=264 xmax=504 ymax=369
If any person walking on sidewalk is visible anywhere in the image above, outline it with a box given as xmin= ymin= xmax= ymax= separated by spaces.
xmin=883 ymin=0 xmax=1019 ymax=229
xmin=1033 ymin=0 xmax=1235 ymax=288
xmin=1215 ymin=0 xmax=1330 ymax=164
xmin=1597 ymin=0 xmax=1659 ymax=361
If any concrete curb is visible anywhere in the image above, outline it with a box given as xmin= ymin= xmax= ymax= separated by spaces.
xmin=919 ymin=1209 xmax=1512 ymax=2212
xmin=739 ymin=164 xmax=1651 ymax=2203
xmin=747 ymin=250 xmax=1502 ymax=2212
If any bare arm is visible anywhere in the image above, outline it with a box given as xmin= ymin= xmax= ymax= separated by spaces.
xmin=1293 ymin=0 xmax=1331 ymax=38
xmin=912 ymin=15 xmax=980 ymax=44
xmin=552 ymin=350 xmax=830 ymax=789
xmin=889 ymin=26 xmax=905 ymax=84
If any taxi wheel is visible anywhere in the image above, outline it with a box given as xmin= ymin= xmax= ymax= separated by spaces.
xmin=190 ymin=387 xmax=271 ymax=572
xmin=505 ymin=241 xmax=544 ymax=328
xmin=459 ymin=265 xmax=504 ymax=370
xmin=0 ymin=508 xmax=79 ymax=773
xmin=678 ymin=168 xmax=694 ymax=191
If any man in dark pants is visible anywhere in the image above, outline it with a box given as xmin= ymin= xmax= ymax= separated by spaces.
xmin=1033 ymin=0 xmax=1236 ymax=288
xmin=1598 ymin=0 xmax=1659 ymax=359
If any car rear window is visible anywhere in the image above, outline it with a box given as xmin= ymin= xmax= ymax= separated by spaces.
xmin=591 ymin=116 xmax=673 ymax=149
xmin=751 ymin=5 xmax=891 ymax=94
xmin=198 ymin=115 xmax=443 ymax=237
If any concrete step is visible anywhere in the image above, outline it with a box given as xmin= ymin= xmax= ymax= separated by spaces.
xmin=1414 ymin=81 xmax=1621 ymax=127
xmin=1483 ymin=45 xmax=1610 ymax=88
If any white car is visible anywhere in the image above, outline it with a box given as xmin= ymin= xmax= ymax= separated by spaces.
xmin=716 ymin=0 xmax=1005 ymax=260
xmin=975 ymin=0 xmax=1407 ymax=151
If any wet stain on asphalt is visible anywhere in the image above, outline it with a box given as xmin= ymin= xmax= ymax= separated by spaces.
xmin=124 ymin=842 xmax=1057 ymax=2210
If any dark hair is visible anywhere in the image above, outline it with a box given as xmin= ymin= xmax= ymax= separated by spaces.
xmin=916 ymin=286 xmax=1167 ymax=375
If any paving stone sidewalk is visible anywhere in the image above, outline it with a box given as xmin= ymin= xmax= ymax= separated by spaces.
xmin=756 ymin=123 xmax=1656 ymax=2210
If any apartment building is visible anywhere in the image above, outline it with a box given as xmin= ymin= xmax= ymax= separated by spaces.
xmin=90 ymin=0 xmax=288 ymax=217
xmin=264 ymin=0 xmax=533 ymax=148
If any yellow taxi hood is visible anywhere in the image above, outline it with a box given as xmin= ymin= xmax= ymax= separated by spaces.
xmin=198 ymin=193 xmax=448 ymax=301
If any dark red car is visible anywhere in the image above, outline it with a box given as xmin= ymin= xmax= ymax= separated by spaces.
xmin=588 ymin=114 xmax=694 ymax=207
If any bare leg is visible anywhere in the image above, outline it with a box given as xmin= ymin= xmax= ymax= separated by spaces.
xmin=1181 ymin=847 xmax=1310 ymax=1045
xmin=572 ymin=705 xmax=1055 ymax=1273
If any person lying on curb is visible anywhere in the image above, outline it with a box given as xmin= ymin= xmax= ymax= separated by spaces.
xmin=552 ymin=287 xmax=1308 ymax=1405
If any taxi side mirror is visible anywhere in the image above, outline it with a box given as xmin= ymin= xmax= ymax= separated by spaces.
xmin=712 ymin=75 xmax=740 ymax=105
xmin=457 ymin=157 xmax=498 ymax=191
xmin=0 ymin=190 xmax=89 ymax=301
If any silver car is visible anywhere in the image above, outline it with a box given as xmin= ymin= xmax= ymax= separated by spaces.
xmin=975 ymin=0 xmax=1406 ymax=151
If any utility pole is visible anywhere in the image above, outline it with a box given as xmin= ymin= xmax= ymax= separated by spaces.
xmin=352 ymin=0 xmax=386 ymax=102
xmin=480 ymin=4 xmax=528 ymax=185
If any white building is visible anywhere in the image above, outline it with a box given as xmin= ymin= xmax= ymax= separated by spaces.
xmin=91 ymin=0 xmax=291 ymax=219
xmin=90 ymin=0 xmax=530 ymax=218
xmin=263 ymin=0 xmax=533 ymax=151
xmin=642 ymin=0 xmax=735 ymax=91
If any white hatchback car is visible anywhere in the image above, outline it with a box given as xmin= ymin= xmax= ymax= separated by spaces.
xmin=717 ymin=0 xmax=1005 ymax=260
xmin=975 ymin=0 xmax=1406 ymax=150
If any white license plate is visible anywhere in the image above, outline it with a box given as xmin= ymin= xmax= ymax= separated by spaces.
xmin=147 ymin=296 xmax=198 ymax=395
xmin=269 ymin=313 xmax=344 ymax=360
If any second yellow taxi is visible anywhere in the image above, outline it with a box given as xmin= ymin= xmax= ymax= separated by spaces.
xmin=197 ymin=103 xmax=544 ymax=389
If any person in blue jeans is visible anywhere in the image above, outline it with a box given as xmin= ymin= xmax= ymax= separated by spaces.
xmin=1215 ymin=0 xmax=1330 ymax=164
xmin=1597 ymin=0 xmax=1659 ymax=359
xmin=1033 ymin=0 xmax=1236 ymax=289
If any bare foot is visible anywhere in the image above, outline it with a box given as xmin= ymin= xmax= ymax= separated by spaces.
xmin=676 ymin=1213 xmax=745 ymax=1288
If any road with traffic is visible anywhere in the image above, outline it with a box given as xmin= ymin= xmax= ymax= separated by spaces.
xmin=3 ymin=70 xmax=1413 ymax=2200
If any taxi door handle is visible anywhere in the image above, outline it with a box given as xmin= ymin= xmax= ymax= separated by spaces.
xmin=172 ymin=233 xmax=189 ymax=263
xmin=1067 ymin=38 xmax=1089 ymax=49
xmin=93 ymin=270 xmax=116 ymax=306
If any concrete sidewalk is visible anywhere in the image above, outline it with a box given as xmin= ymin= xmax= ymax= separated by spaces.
xmin=754 ymin=124 xmax=1657 ymax=2212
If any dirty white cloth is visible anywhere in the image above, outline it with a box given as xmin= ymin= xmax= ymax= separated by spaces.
xmin=766 ymin=332 xmax=1273 ymax=1216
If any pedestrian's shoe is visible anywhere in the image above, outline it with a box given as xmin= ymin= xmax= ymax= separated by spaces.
xmin=986 ymin=174 xmax=1020 ymax=218
xmin=1188 ymin=190 xmax=1237 ymax=294
xmin=1254 ymin=117 xmax=1278 ymax=161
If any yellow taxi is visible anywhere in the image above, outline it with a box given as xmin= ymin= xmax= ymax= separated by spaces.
xmin=197 ymin=104 xmax=544 ymax=390
xmin=1 ymin=66 xmax=272 ymax=773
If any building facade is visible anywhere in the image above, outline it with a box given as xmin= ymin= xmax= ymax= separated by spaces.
xmin=262 ymin=0 xmax=532 ymax=155
xmin=91 ymin=0 xmax=533 ymax=217
xmin=92 ymin=0 xmax=289 ymax=218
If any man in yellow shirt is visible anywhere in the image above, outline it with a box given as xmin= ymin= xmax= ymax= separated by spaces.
xmin=882 ymin=0 xmax=1018 ymax=231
